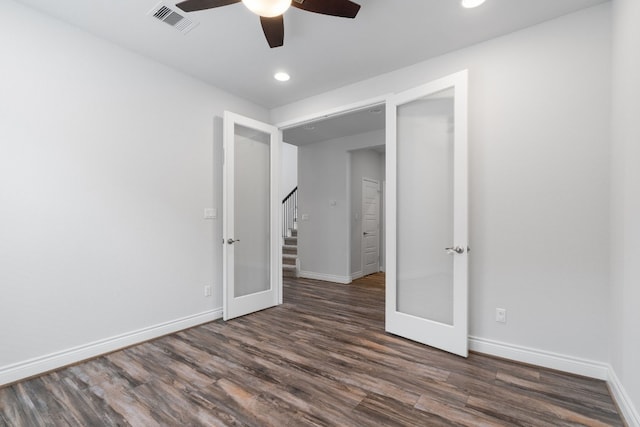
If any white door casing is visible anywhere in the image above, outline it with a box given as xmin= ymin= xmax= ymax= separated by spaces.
xmin=362 ymin=178 xmax=380 ymax=276
xmin=223 ymin=111 xmax=281 ymax=321
xmin=385 ymin=70 xmax=469 ymax=357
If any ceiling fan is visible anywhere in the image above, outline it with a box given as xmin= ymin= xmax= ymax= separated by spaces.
xmin=175 ymin=0 xmax=361 ymax=48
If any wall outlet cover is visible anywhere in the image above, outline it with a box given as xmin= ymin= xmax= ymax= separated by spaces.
xmin=496 ymin=308 xmax=507 ymax=323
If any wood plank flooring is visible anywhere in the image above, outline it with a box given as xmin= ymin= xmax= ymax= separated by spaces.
xmin=0 ymin=273 xmax=624 ymax=426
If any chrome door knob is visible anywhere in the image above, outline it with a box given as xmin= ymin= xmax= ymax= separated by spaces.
xmin=227 ymin=239 xmax=240 ymax=244
xmin=445 ymin=246 xmax=465 ymax=254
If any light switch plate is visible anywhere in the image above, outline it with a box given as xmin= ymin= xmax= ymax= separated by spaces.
xmin=204 ymin=208 xmax=217 ymax=219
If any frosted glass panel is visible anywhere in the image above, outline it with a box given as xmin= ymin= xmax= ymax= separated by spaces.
xmin=234 ymin=124 xmax=271 ymax=298
xmin=397 ymin=88 xmax=454 ymax=325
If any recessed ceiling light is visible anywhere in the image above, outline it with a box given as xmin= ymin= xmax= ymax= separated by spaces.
xmin=461 ymin=0 xmax=486 ymax=8
xmin=274 ymin=71 xmax=290 ymax=82
xmin=303 ymin=125 xmax=315 ymax=130
xmin=369 ymin=108 xmax=383 ymax=114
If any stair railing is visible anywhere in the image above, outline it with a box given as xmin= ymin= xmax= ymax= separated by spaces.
xmin=282 ymin=186 xmax=298 ymax=238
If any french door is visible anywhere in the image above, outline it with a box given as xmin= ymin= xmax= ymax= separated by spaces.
xmin=223 ymin=111 xmax=281 ymax=321
xmin=385 ymin=70 xmax=469 ymax=357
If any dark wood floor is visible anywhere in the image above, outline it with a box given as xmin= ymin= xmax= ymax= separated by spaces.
xmin=0 ymin=274 xmax=624 ymax=426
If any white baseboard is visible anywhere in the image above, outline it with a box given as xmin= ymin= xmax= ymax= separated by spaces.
xmin=608 ymin=366 xmax=640 ymax=427
xmin=470 ymin=336 xmax=639 ymax=426
xmin=0 ymin=308 xmax=223 ymax=387
xmin=351 ymin=271 xmax=364 ymax=280
xmin=468 ymin=336 xmax=609 ymax=380
xmin=299 ymin=271 xmax=351 ymax=284
xmin=3 ymin=310 xmax=637 ymax=426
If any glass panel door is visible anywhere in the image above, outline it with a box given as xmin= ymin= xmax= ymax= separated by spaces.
xmin=223 ymin=112 xmax=281 ymax=321
xmin=386 ymin=71 xmax=469 ymax=357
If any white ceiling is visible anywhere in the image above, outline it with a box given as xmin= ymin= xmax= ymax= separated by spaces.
xmin=282 ymin=103 xmax=385 ymax=145
xmin=15 ymin=0 xmax=607 ymax=109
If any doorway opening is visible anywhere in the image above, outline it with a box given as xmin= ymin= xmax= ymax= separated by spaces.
xmin=280 ymin=101 xmax=387 ymax=286
xmin=272 ymin=70 xmax=468 ymax=358
xmin=349 ymin=149 xmax=385 ymax=280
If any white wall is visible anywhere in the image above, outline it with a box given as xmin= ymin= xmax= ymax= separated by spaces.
xmin=275 ymin=4 xmax=612 ymax=363
xmin=281 ymin=142 xmax=298 ymax=200
xmin=380 ymin=154 xmax=386 ymax=272
xmin=610 ymin=0 xmax=640 ymax=422
xmin=350 ymin=148 xmax=385 ymax=277
xmin=0 ymin=0 xmax=267 ymax=380
xmin=297 ymin=130 xmax=384 ymax=282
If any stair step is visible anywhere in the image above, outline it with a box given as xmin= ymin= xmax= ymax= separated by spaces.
xmin=282 ymin=264 xmax=297 ymax=278
xmin=282 ymin=254 xmax=296 ymax=265
xmin=284 ymin=237 xmax=297 ymax=246
xmin=283 ymin=245 xmax=298 ymax=255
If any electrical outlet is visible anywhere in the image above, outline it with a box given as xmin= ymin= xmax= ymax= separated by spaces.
xmin=204 ymin=285 xmax=212 ymax=297
xmin=496 ymin=308 xmax=507 ymax=323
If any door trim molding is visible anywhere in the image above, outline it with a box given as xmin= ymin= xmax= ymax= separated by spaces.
xmin=275 ymin=96 xmax=389 ymax=130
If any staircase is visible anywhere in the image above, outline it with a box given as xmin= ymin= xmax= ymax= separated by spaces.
xmin=282 ymin=187 xmax=298 ymax=278
xmin=282 ymin=229 xmax=298 ymax=278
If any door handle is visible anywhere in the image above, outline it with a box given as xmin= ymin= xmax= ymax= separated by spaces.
xmin=363 ymin=232 xmax=371 ymax=236
xmin=445 ymin=246 xmax=465 ymax=255
xmin=227 ymin=239 xmax=240 ymax=244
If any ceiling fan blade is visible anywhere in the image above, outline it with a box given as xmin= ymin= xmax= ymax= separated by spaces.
xmin=290 ymin=0 xmax=360 ymax=18
xmin=175 ymin=0 xmax=240 ymax=13
xmin=260 ymin=15 xmax=284 ymax=48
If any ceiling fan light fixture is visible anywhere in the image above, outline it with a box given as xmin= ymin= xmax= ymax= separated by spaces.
xmin=461 ymin=0 xmax=486 ymax=8
xmin=242 ymin=0 xmax=292 ymax=17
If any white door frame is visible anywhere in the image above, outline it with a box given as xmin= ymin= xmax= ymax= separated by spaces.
xmin=276 ymin=96 xmax=389 ymax=284
xmin=223 ymin=111 xmax=282 ymax=320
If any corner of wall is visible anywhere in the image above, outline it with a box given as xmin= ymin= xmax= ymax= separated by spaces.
xmin=608 ymin=366 xmax=640 ymax=427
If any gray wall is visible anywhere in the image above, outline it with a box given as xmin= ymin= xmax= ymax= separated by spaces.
xmin=297 ymin=130 xmax=384 ymax=283
xmin=611 ymin=0 xmax=640 ymax=419
xmin=0 ymin=0 xmax=267 ymax=373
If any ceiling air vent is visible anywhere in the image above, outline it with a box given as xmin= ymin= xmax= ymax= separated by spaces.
xmin=148 ymin=2 xmax=199 ymax=34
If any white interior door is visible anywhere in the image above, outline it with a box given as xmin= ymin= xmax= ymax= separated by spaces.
xmin=386 ymin=70 xmax=469 ymax=357
xmin=362 ymin=178 xmax=380 ymax=276
xmin=223 ymin=111 xmax=281 ymax=321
